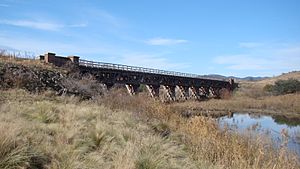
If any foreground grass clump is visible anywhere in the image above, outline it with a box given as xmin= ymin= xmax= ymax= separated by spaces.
xmin=0 ymin=126 xmax=48 ymax=169
xmin=0 ymin=90 xmax=194 ymax=169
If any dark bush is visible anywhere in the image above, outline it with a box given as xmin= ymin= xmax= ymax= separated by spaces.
xmin=264 ymin=79 xmax=300 ymax=95
xmin=61 ymin=72 xmax=106 ymax=99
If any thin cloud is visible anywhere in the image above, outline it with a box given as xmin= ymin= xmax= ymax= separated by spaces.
xmin=0 ymin=19 xmax=88 ymax=31
xmin=145 ymin=37 xmax=188 ymax=46
xmin=0 ymin=19 xmax=64 ymax=31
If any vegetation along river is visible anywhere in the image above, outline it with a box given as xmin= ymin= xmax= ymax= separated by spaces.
xmin=218 ymin=113 xmax=300 ymax=156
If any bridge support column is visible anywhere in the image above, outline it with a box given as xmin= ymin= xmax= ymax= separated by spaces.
xmin=146 ymin=85 xmax=160 ymax=98
xmin=177 ymin=86 xmax=189 ymax=100
xmin=162 ymin=85 xmax=176 ymax=101
xmin=189 ymin=87 xmax=200 ymax=100
xmin=125 ymin=84 xmax=140 ymax=95
xmin=200 ymin=87 xmax=210 ymax=98
xmin=211 ymin=87 xmax=221 ymax=98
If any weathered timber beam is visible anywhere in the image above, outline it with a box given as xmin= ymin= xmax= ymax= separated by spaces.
xmin=189 ymin=86 xmax=200 ymax=100
xmin=146 ymin=85 xmax=160 ymax=98
xmin=162 ymin=85 xmax=176 ymax=101
xmin=177 ymin=86 xmax=189 ymax=100
xmin=210 ymin=87 xmax=222 ymax=98
xmin=125 ymin=84 xmax=140 ymax=95
xmin=199 ymin=87 xmax=210 ymax=98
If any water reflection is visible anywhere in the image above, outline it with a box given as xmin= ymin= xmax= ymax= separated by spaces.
xmin=273 ymin=115 xmax=300 ymax=127
xmin=218 ymin=113 xmax=300 ymax=156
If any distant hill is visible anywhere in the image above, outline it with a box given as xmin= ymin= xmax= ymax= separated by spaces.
xmin=256 ymin=71 xmax=300 ymax=85
xmin=198 ymin=74 xmax=269 ymax=82
xmin=199 ymin=71 xmax=300 ymax=83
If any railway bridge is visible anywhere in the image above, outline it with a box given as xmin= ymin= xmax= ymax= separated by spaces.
xmin=40 ymin=53 xmax=238 ymax=101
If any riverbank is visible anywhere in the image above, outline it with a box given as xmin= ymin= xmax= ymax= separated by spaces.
xmin=171 ymin=86 xmax=300 ymax=119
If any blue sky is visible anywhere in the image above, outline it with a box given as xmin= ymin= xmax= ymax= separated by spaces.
xmin=0 ymin=0 xmax=299 ymax=77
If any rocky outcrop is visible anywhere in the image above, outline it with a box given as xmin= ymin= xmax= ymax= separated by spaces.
xmin=0 ymin=63 xmax=65 ymax=94
xmin=0 ymin=62 xmax=106 ymax=98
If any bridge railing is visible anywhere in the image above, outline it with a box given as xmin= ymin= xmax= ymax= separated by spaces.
xmin=79 ymin=59 xmax=201 ymax=78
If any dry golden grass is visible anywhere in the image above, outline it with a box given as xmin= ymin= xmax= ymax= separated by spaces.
xmin=234 ymin=71 xmax=300 ymax=99
xmin=0 ymin=87 xmax=299 ymax=169
xmin=0 ymin=89 xmax=196 ymax=169
xmin=178 ymin=116 xmax=299 ymax=169
xmin=173 ymin=93 xmax=300 ymax=116
xmin=257 ymin=71 xmax=300 ymax=85
xmin=133 ymin=103 xmax=299 ymax=168
xmin=95 ymin=89 xmax=300 ymax=169
xmin=0 ymin=52 xmax=68 ymax=73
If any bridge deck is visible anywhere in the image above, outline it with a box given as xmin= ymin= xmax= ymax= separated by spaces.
xmin=79 ymin=59 xmax=226 ymax=82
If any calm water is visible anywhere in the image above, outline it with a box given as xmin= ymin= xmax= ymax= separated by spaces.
xmin=218 ymin=113 xmax=300 ymax=156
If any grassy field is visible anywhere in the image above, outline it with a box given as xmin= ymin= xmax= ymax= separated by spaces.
xmin=0 ymin=89 xmax=299 ymax=169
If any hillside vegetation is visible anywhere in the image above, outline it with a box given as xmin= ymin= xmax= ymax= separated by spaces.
xmin=258 ymin=71 xmax=300 ymax=85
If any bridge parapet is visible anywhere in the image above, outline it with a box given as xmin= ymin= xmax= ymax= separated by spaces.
xmin=79 ymin=59 xmax=201 ymax=79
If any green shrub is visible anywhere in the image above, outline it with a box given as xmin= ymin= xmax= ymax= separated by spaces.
xmin=264 ymin=79 xmax=300 ymax=95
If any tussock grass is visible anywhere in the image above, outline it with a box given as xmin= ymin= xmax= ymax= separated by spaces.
xmin=97 ymin=89 xmax=300 ymax=169
xmin=0 ymin=89 xmax=194 ymax=169
xmin=0 ymin=125 xmax=48 ymax=169
xmin=23 ymin=102 xmax=60 ymax=123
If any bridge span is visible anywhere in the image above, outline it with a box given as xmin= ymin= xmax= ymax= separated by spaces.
xmin=40 ymin=52 xmax=238 ymax=101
